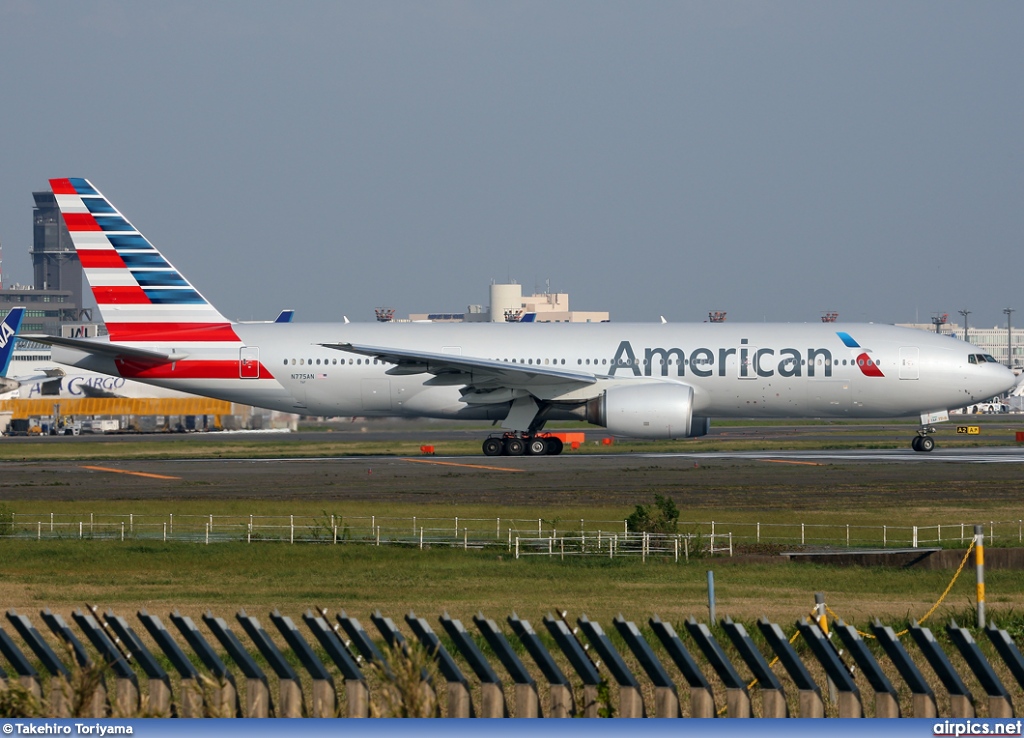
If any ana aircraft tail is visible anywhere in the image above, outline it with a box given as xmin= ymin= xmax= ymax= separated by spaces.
xmin=49 ymin=178 xmax=235 ymax=344
xmin=0 ymin=307 xmax=25 ymax=377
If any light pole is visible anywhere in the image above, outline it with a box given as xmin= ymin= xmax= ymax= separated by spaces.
xmin=958 ymin=309 xmax=971 ymax=343
xmin=1004 ymin=308 xmax=1015 ymax=368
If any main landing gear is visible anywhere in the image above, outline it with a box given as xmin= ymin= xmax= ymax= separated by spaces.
xmin=482 ymin=433 xmax=564 ymax=457
xmin=911 ymin=427 xmax=937 ymax=453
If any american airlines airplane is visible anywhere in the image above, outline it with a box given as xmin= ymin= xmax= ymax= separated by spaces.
xmin=31 ymin=178 xmax=1016 ymax=455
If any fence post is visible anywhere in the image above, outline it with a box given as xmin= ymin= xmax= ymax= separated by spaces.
xmin=846 ymin=523 xmax=850 ymax=547
xmin=170 ymin=513 xmax=173 ymax=535
xmin=130 ymin=514 xmax=133 ymax=533
xmin=205 ymin=523 xmax=209 ymax=545
xmin=515 ymin=536 xmax=519 ymax=559
xmin=50 ymin=512 xmax=53 ymax=533
xmin=729 ymin=532 xmax=733 ymax=557
xmin=684 ymin=536 xmax=689 ymax=562
xmin=883 ymin=525 xmax=887 ymax=546
xmin=455 ymin=516 xmax=459 ymax=536
xmin=497 ymin=517 xmax=501 ymax=539
xmin=37 ymin=521 xmax=41 ymax=540
xmin=912 ymin=526 xmax=918 ymax=548
xmin=121 ymin=522 xmax=124 ymax=542
xmin=163 ymin=522 xmax=167 ymax=542
xmin=675 ymin=537 xmax=679 ymax=563
xmin=801 ymin=522 xmax=805 ymax=545
xmin=420 ymin=527 xmax=424 ymax=550
xmin=79 ymin=521 xmax=82 ymax=539
xmin=975 ymin=525 xmax=985 ymax=628
xmin=290 ymin=515 xmax=294 ymax=544
xmin=334 ymin=525 xmax=338 ymax=545
xmin=756 ymin=522 xmax=760 ymax=543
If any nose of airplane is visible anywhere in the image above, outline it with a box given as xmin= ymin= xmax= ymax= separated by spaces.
xmin=991 ymin=364 xmax=1018 ymax=396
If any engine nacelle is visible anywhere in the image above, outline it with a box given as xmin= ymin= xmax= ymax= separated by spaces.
xmin=586 ymin=382 xmax=708 ymax=439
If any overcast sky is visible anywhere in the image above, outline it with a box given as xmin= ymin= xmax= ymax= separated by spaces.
xmin=1 ymin=2 xmax=1020 ymax=327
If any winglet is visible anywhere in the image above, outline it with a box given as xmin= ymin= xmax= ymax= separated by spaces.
xmin=0 ymin=307 xmax=25 ymax=377
xmin=274 ymin=310 xmax=295 ymax=323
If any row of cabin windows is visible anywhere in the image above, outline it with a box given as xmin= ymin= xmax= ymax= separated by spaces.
xmin=282 ymin=356 xmax=881 ymax=368
xmin=285 ymin=357 xmax=385 ymax=366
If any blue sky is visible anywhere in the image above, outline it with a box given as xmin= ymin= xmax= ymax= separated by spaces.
xmin=1 ymin=2 xmax=1020 ymax=326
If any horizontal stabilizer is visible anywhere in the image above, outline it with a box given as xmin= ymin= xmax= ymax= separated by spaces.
xmin=22 ymin=334 xmax=188 ymax=365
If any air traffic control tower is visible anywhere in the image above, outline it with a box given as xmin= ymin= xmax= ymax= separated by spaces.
xmin=0 ymin=190 xmax=85 ymax=336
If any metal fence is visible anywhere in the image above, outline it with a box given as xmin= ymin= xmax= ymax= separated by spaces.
xmin=4 ymin=511 xmax=1023 ymax=557
xmin=0 ymin=604 xmax=1021 ymax=718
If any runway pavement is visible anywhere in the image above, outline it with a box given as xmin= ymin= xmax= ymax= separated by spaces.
xmin=2 ymin=443 xmax=1023 ymax=508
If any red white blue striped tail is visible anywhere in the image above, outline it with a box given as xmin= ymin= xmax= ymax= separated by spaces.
xmin=49 ymin=178 xmax=238 ymax=344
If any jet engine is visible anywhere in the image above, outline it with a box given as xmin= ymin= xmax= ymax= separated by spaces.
xmin=585 ymin=382 xmax=709 ymax=439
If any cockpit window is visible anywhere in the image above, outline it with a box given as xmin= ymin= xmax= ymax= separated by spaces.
xmin=984 ymin=354 xmax=999 ymax=363
xmin=968 ymin=354 xmax=978 ymax=364
xmin=970 ymin=353 xmax=1000 ymax=364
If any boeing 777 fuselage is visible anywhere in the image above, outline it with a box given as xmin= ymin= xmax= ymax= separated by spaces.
xmin=36 ymin=178 xmax=1016 ymax=455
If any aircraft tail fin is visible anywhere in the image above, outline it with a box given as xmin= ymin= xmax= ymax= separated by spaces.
xmin=0 ymin=307 xmax=25 ymax=377
xmin=48 ymin=178 xmax=237 ymax=344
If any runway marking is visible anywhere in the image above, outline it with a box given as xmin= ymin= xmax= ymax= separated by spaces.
xmin=82 ymin=465 xmax=181 ymax=480
xmin=401 ymin=458 xmax=524 ymax=473
xmin=759 ymin=459 xmax=822 ymax=466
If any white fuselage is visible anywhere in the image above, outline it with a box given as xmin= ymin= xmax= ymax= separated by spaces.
xmin=53 ymin=321 xmax=1016 ymax=423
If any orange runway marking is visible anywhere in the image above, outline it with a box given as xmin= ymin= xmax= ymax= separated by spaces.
xmin=759 ymin=459 xmax=821 ymax=466
xmin=81 ymin=465 xmax=181 ymax=480
xmin=401 ymin=458 xmax=524 ymax=473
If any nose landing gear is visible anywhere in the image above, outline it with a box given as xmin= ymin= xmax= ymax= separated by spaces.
xmin=911 ymin=427 xmax=936 ymax=452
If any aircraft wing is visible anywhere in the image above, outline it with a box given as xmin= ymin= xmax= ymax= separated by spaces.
xmin=321 ymin=342 xmax=599 ymax=391
xmin=22 ymin=335 xmax=188 ymax=364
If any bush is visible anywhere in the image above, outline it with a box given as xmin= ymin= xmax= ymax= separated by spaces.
xmin=626 ymin=494 xmax=679 ymax=534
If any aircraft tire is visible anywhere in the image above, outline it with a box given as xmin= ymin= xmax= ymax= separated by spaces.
xmin=911 ymin=436 xmax=921 ymax=452
xmin=504 ymin=438 xmax=526 ymax=456
xmin=526 ymin=437 xmax=548 ymax=455
xmin=482 ymin=438 xmax=503 ymax=456
xmin=919 ymin=436 xmax=935 ymax=453
xmin=546 ymin=437 xmax=564 ymax=455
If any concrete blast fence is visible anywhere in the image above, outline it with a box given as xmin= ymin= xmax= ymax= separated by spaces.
xmin=1 ymin=606 xmax=1023 ymax=718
